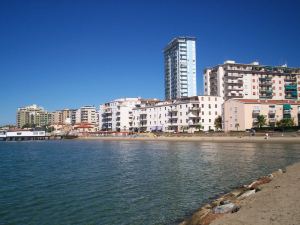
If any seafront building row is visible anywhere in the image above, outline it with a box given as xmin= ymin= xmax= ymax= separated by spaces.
xmin=12 ymin=37 xmax=300 ymax=133
xmin=16 ymin=104 xmax=97 ymax=128
xmin=99 ymin=96 xmax=222 ymax=132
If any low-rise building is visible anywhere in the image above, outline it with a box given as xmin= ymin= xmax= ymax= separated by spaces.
xmin=132 ymin=96 xmax=223 ymax=132
xmin=99 ymin=98 xmax=159 ymax=132
xmin=224 ymin=99 xmax=300 ymax=131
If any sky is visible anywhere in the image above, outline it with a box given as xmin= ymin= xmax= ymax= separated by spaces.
xmin=0 ymin=0 xmax=300 ymax=125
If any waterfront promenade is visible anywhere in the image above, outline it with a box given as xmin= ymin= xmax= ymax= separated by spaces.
xmin=79 ymin=135 xmax=300 ymax=143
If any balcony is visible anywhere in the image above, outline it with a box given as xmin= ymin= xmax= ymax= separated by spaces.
xmin=284 ymin=77 xmax=297 ymax=82
xmin=283 ymin=109 xmax=291 ymax=114
xmin=169 ymin=108 xmax=178 ymax=112
xmin=188 ymin=112 xmax=200 ymax=118
xmin=189 ymin=106 xmax=200 ymax=111
xmin=252 ymin=109 xmax=260 ymax=114
xmin=168 ymin=118 xmax=178 ymax=123
xmin=285 ymin=84 xmax=297 ymax=91
xmin=140 ymin=116 xmax=147 ymax=122
xmin=268 ymin=109 xmax=276 ymax=114
xmin=269 ymin=118 xmax=276 ymax=123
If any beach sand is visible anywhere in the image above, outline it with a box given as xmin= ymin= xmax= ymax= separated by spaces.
xmin=210 ymin=162 xmax=300 ymax=225
xmin=79 ymin=135 xmax=300 ymax=143
xmin=182 ymin=162 xmax=300 ymax=225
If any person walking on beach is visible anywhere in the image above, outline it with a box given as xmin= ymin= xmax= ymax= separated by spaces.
xmin=265 ymin=133 xmax=269 ymax=140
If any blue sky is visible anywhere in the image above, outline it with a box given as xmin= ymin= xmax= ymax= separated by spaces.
xmin=1 ymin=0 xmax=300 ymax=125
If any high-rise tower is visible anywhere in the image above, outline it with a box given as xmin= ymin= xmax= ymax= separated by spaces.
xmin=164 ymin=37 xmax=197 ymax=100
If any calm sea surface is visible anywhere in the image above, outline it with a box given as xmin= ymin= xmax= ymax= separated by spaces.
xmin=1 ymin=140 xmax=300 ymax=225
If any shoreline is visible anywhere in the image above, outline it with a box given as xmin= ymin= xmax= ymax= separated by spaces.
xmin=78 ymin=135 xmax=300 ymax=143
xmin=179 ymin=161 xmax=300 ymax=225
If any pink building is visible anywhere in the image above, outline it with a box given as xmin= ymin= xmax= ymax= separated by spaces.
xmin=224 ymin=99 xmax=300 ymax=131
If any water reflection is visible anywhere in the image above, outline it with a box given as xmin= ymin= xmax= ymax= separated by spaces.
xmin=0 ymin=140 xmax=300 ymax=225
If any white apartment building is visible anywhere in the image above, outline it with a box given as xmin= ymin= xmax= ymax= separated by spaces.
xmin=204 ymin=60 xmax=300 ymax=101
xmin=164 ymin=37 xmax=197 ymax=100
xmin=75 ymin=106 xmax=97 ymax=125
xmin=132 ymin=96 xmax=223 ymax=132
xmin=99 ymin=98 xmax=159 ymax=132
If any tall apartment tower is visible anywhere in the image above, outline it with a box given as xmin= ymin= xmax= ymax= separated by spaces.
xmin=164 ymin=37 xmax=197 ymax=100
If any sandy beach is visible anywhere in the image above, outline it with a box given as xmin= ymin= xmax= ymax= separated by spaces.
xmin=180 ymin=162 xmax=300 ymax=225
xmin=78 ymin=135 xmax=300 ymax=143
xmin=210 ymin=162 xmax=300 ymax=225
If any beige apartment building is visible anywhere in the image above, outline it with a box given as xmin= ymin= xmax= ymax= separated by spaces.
xmin=204 ymin=61 xmax=300 ymax=101
xmin=224 ymin=99 xmax=300 ymax=131
xmin=16 ymin=104 xmax=53 ymax=128
xmin=53 ymin=109 xmax=77 ymax=125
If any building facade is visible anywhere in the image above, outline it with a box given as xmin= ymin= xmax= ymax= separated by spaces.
xmin=132 ymin=96 xmax=223 ymax=132
xmin=99 ymin=98 xmax=159 ymax=132
xmin=224 ymin=99 xmax=300 ymax=131
xmin=16 ymin=104 xmax=53 ymax=128
xmin=164 ymin=37 xmax=197 ymax=100
xmin=204 ymin=61 xmax=300 ymax=101
xmin=53 ymin=109 xmax=77 ymax=125
xmin=75 ymin=106 xmax=97 ymax=125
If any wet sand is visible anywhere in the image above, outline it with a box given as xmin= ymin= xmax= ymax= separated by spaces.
xmin=79 ymin=135 xmax=300 ymax=143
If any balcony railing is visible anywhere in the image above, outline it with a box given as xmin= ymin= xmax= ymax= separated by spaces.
xmin=269 ymin=118 xmax=276 ymax=123
xmin=252 ymin=109 xmax=260 ymax=114
xmin=268 ymin=109 xmax=276 ymax=114
xmin=189 ymin=107 xmax=200 ymax=111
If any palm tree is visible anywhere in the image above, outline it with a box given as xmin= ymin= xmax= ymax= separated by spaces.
xmin=257 ymin=115 xmax=266 ymax=128
xmin=214 ymin=116 xmax=222 ymax=130
xmin=235 ymin=123 xmax=240 ymax=131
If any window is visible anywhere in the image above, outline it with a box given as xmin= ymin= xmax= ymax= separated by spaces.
xmin=209 ymin=119 xmax=211 ymax=122
xmin=215 ymin=111 xmax=218 ymax=115
xmin=202 ymin=119 xmax=204 ymax=123
xmin=215 ymin=104 xmax=217 ymax=108
xmin=209 ymin=112 xmax=211 ymax=115
xmin=279 ymin=81 xmax=282 ymax=84
xmin=253 ymin=86 xmax=255 ymax=89
xmin=253 ymin=92 xmax=256 ymax=95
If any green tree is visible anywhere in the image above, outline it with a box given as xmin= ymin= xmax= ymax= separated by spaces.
xmin=195 ymin=123 xmax=203 ymax=131
xmin=276 ymin=118 xmax=295 ymax=128
xmin=214 ymin=116 xmax=222 ymax=130
xmin=257 ymin=115 xmax=266 ymax=128
xmin=235 ymin=123 xmax=240 ymax=131
xmin=181 ymin=125 xmax=188 ymax=132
